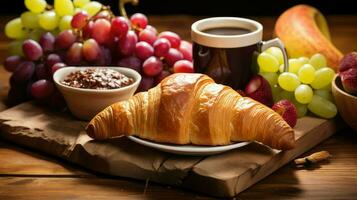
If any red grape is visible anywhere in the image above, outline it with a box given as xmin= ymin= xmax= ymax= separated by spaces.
xmin=135 ymin=41 xmax=154 ymax=61
xmin=145 ymin=25 xmax=158 ymax=35
xmin=153 ymin=38 xmax=171 ymax=57
xmin=52 ymin=63 xmax=66 ymax=74
xmin=66 ymin=42 xmax=83 ymax=65
xmin=117 ymin=56 xmax=142 ymax=72
xmin=130 ymin=13 xmax=148 ymax=29
xmin=93 ymin=10 xmax=111 ymax=21
xmin=83 ymin=20 xmax=94 ymax=39
xmin=118 ymin=30 xmax=138 ymax=56
xmin=142 ymin=56 xmax=163 ymax=76
xmin=92 ymin=19 xmax=112 ymax=45
xmin=31 ymin=79 xmax=55 ymax=99
xmin=155 ymin=70 xmax=171 ymax=84
xmin=179 ymin=40 xmax=193 ymax=61
xmin=139 ymin=29 xmax=157 ymax=45
xmin=111 ymin=16 xmax=129 ymax=39
xmin=138 ymin=76 xmax=154 ymax=92
xmin=39 ymin=32 xmax=55 ymax=52
xmin=56 ymin=30 xmax=76 ymax=49
xmin=35 ymin=63 xmax=50 ymax=80
xmin=164 ymin=48 xmax=183 ymax=66
xmin=95 ymin=46 xmax=112 ymax=66
xmin=22 ymin=39 xmax=43 ymax=61
xmin=82 ymin=39 xmax=101 ymax=62
xmin=13 ymin=61 xmax=35 ymax=83
xmin=4 ymin=55 xmax=23 ymax=72
xmin=173 ymin=60 xmax=194 ymax=73
xmin=71 ymin=11 xmax=89 ymax=29
xmin=45 ymin=53 xmax=62 ymax=68
xmin=158 ymin=31 xmax=181 ymax=48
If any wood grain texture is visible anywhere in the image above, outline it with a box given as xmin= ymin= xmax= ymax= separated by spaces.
xmin=0 ymin=142 xmax=89 ymax=176
xmin=0 ymin=15 xmax=357 ymax=199
xmin=0 ymin=177 xmax=213 ymax=200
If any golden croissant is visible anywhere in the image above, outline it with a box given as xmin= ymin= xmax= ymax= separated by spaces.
xmin=86 ymin=73 xmax=295 ymax=150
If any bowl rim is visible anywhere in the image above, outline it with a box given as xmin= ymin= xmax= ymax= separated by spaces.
xmin=332 ymin=74 xmax=357 ymax=100
xmin=53 ymin=66 xmax=142 ymax=94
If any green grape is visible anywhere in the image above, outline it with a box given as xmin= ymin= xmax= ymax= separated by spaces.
xmin=308 ymin=95 xmax=337 ymax=119
xmin=309 ymin=53 xmax=327 ymax=69
xmin=298 ymin=57 xmax=309 ymax=65
xmin=272 ymin=85 xmax=282 ymax=102
xmin=74 ymin=8 xmax=83 ymax=13
xmin=55 ymin=0 xmax=74 ymax=16
xmin=277 ymin=90 xmax=294 ymax=102
xmin=288 ymin=58 xmax=304 ymax=74
xmin=292 ymin=99 xmax=308 ymax=118
xmin=28 ymin=29 xmax=45 ymax=41
xmin=39 ymin=11 xmax=60 ymax=31
xmin=74 ymin=0 xmax=90 ymax=8
xmin=314 ymin=89 xmax=333 ymax=101
xmin=259 ymin=72 xmax=278 ymax=87
xmin=298 ymin=64 xmax=315 ymax=84
xmin=82 ymin=1 xmax=102 ymax=17
xmin=258 ymin=52 xmax=279 ymax=72
xmin=310 ymin=67 xmax=335 ymax=89
xmin=279 ymin=64 xmax=285 ymax=73
xmin=278 ymin=72 xmax=301 ymax=92
xmin=59 ymin=15 xmax=73 ymax=31
xmin=8 ymin=40 xmax=25 ymax=56
xmin=321 ymin=83 xmax=332 ymax=91
xmin=21 ymin=11 xmax=39 ymax=29
xmin=265 ymin=47 xmax=284 ymax=65
xmin=25 ymin=0 xmax=47 ymax=14
xmin=294 ymin=84 xmax=313 ymax=104
xmin=5 ymin=18 xmax=27 ymax=39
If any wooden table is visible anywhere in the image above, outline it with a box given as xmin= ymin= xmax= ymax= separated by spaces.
xmin=1 ymin=15 xmax=357 ymax=199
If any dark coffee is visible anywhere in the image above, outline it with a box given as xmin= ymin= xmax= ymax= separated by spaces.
xmin=202 ymin=27 xmax=251 ymax=36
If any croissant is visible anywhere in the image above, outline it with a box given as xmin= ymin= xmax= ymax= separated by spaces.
xmin=86 ymin=73 xmax=295 ymax=150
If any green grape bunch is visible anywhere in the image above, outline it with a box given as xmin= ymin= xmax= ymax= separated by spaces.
xmin=258 ymin=47 xmax=337 ymax=119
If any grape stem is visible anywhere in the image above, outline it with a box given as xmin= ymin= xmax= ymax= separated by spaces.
xmin=119 ymin=0 xmax=139 ymax=19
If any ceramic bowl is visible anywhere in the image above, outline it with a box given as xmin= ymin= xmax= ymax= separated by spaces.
xmin=332 ymin=74 xmax=357 ymax=131
xmin=53 ymin=66 xmax=141 ymax=121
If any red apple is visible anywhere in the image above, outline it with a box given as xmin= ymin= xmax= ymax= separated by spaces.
xmin=272 ymin=100 xmax=298 ymax=128
xmin=339 ymin=52 xmax=357 ymax=72
xmin=245 ymin=75 xmax=273 ymax=107
xmin=340 ymin=67 xmax=357 ymax=95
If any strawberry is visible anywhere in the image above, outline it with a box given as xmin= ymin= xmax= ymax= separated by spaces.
xmin=340 ymin=67 xmax=357 ymax=95
xmin=272 ymin=99 xmax=297 ymax=128
xmin=245 ymin=75 xmax=273 ymax=107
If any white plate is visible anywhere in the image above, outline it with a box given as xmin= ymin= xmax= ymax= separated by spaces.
xmin=127 ymin=136 xmax=251 ymax=156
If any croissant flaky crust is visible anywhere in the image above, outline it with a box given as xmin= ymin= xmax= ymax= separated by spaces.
xmin=86 ymin=73 xmax=295 ymax=150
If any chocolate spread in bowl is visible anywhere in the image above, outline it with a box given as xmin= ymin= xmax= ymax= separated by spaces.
xmin=61 ymin=68 xmax=134 ymax=89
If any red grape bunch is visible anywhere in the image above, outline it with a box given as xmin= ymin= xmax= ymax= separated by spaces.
xmin=4 ymin=0 xmax=194 ymax=108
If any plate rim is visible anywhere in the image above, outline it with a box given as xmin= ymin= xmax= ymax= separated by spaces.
xmin=127 ymin=136 xmax=251 ymax=153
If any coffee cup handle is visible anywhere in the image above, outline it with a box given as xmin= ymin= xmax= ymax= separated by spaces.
xmin=258 ymin=38 xmax=289 ymax=72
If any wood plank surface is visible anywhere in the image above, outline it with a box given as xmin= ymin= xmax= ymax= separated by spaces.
xmin=0 ymin=15 xmax=357 ymax=199
xmin=0 ymin=142 xmax=89 ymax=176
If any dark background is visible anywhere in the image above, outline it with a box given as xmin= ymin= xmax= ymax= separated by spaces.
xmin=1 ymin=0 xmax=357 ymax=16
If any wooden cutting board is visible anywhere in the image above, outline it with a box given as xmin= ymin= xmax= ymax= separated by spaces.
xmin=0 ymin=102 xmax=341 ymax=198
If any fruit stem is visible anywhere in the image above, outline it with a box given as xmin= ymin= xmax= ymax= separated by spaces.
xmin=119 ymin=0 xmax=139 ymax=19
